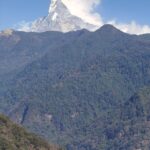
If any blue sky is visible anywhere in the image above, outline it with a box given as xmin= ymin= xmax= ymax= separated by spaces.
xmin=100 ymin=0 xmax=150 ymax=25
xmin=0 ymin=0 xmax=150 ymax=32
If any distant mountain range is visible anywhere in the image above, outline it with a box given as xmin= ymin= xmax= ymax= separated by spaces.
xmin=20 ymin=0 xmax=99 ymax=32
xmin=0 ymin=25 xmax=150 ymax=149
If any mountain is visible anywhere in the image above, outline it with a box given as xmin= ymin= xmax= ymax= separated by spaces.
xmin=26 ymin=0 xmax=99 ymax=32
xmin=0 ymin=114 xmax=61 ymax=150
xmin=0 ymin=25 xmax=150 ymax=149
xmin=139 ymin=34 xmax=150 ymax=42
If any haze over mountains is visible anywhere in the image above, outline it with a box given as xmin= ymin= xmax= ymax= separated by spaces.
xmin=0 ymin=24 xmax=150 ymax=149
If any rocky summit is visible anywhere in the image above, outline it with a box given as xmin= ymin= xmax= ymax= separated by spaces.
xmin=24 ymin=0 xmax=99 ymax=32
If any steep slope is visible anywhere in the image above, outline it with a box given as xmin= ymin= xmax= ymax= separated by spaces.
xmin=0 ymin=25 xmax=150 ymax=149
xmin=26 ymin=0 xmax=99 ymax=32
xmin=0 ymin=29 xmax=83 ymax=75
xmin=0 ymin=114 xmax=61 ymax=150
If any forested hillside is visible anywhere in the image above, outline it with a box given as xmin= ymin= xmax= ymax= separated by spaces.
xmin=0 ymin=25 xmax=150 ymax=149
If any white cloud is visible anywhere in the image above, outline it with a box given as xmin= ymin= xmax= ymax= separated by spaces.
xmin=15 ymin=21 xmax=31 ymax=32
xmin=61 ymin=0 xmax=150 ymax=34
xmin=108 ymin=20 xmax=150 ymax=35
xmin=62 ymin=0 xmax=103 ymax=26
xmin=17 ymin=0 xmax=150 ymax=34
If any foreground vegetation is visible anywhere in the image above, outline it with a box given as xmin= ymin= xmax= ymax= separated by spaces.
xmin=0 ymin=114 xmax=61 ymax=150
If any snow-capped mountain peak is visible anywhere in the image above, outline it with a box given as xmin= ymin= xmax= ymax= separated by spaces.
xmin=26 ymin=0 xmax=99 ymax=32
xmin=49 ymin=0 xmax=59 ymax=13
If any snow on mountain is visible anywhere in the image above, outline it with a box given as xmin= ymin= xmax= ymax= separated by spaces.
xmin=26 ymin=0 xmax=99 ymax=32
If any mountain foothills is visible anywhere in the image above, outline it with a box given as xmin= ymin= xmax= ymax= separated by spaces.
xmin=0 ymin=25 xmax=150 ymax=150
xmin=0 ymin=114 xmax=61 ymax=150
